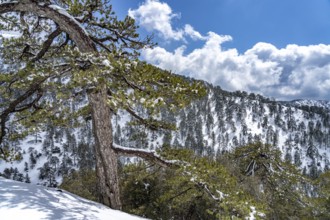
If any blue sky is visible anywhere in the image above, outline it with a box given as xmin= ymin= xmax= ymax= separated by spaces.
xmin=112 ymin=0 xmax=330 ymax=101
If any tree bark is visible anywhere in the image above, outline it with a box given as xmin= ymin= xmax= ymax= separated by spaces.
xmin=89 ymin=86 xmax=122 ymax=210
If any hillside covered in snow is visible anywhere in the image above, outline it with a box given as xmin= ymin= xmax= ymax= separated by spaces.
xmin=1 ymin=84 xmax=330 ymax=186
xmin=0 ymin=177 xmax=146 ymax=220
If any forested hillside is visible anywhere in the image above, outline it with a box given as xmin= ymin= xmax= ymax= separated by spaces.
xmin=1 ymin=83 xmax=329 ymax=186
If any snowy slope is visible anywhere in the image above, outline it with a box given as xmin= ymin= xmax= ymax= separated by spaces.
xmin=290 ymin=99 xmax=330 ymax=109
xmin=1 ymin=85 xmax=330 ymax=186
xmin=0 ymin=177 xmax=146 ymax=220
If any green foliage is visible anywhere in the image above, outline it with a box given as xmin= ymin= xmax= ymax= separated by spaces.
xmin=0 ymin=147 xmax=23 ymax=162
xmin=0 ymin=0 xmax=206 ymax=157
xmin=312 ymin=170 xmax=330 ymax=218
xmin=229 ymin=142 xmax=314 ymax=219
xmin=60 ymin=169 xmax=99 ymax=202
xmin=120 ymin=143 xmax=329 ymax=219
xmin=57 ymin=143 xmax=330 ymax=219
xmin=121 ymin=148 xmax=265 ymax=219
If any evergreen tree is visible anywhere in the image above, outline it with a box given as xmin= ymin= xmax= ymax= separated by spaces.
xmin=294 ymin=150 xmax=302 ymax=166
xmin=121 ymin=148 xmax=265 ymax=219
xmin=17 ymin=173 xmax=24 ymax=182
xmin=12 ymin=168 xmax=19 ymax=181
xmin=231 ymin=142 xmax=312 ymax=219
xmin=60 ymin=169 xmax=99 ymax=202
xmin=312 ymin=170 xmax=330 ymax=218
xmin=25 ymin=173 xmax=31 ymax=183
xmin=24 ymin=162 xmax=29 ymax=173
xmin=0 ymin=0 xmax=205 ymax=209
xmin=29 ymin=152 xmax=37 ymax=169
xmin=2 ymin=168 xmax=12 ymax=179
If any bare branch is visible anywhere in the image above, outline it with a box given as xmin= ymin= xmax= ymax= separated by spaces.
xmin=125 ymin=107 xmax=174 ymax=131
xmin=14 ymin=89 xmax=43 ymax=112
xmin=0 ymin=77 xmax=47 ymax=144
xmin=120 ymin=74 xmax=150 ymax=94
xmin=90 ymin=36 xmax=112 ymax=53
xmin=0 ymin=1 xmax=96 ymax=53
xmin=113 ymin=143 xmax=179 ymax=168
xmin=195 ymin=182 xmax=222 ymax=201
xmin=166 ymin=187 xmax=193 ymax=203
xmin=31 ymin=27 xmax=62 ymax=62
xmin=91 ymin=35 xmax=118 ymax=43
xmin=19 ymin=11 xmax=29 ymax=36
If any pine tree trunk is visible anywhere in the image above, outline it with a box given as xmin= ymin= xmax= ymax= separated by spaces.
xmin=88 ymin=85 xmax=122 ymax=210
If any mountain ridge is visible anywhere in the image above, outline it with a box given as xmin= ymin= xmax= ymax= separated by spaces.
xmin=287 ymin=99 xmax=330 ymax=110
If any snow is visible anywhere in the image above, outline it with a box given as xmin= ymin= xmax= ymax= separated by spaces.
xmin=0 ymin=30 xmax=21 ymax=38
xmin=113 ymin=143 xmax=181 ymax=165
xmin=102 ymin=59 xmax=113 ymax=68
xmin=48 ymin=4 xmax=89 ymax=36
xmin=0 ymin=1 xmax=18 ymax=4
xmin=0 ymin=177 xmax=147 ymax=220
xmin=291 ymin=99 xmax=330 ymax=109
xmin=1 ymin=84 xmax=330 ymax=204
xmin=246 ymin=206 xmax=265 ymax=220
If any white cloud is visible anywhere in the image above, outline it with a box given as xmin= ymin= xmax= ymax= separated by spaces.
xmin=142 ymin=34 xmax=330 ymax=100
xmin=184 ymin=24 xmax=207 ymax=41
xmin=130 ymin=0 xmax=330 ymax=101
xmin=128 ymin=0 xmax=205 ymax=41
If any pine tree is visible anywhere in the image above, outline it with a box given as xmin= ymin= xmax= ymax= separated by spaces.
xmin=25 ymin=173 xmax=31 ymax=183
xmin=2 ymin=168 xmax=12 ymax=179
xmin=121 ymin=148 xmax=265 ymax=219
xmin=17 ymin=173 xmax=24 ymax=182
xmin=0 ymin=0 xmax=205 ymax=209
xmin=12 ymin=168 xmax=19 ymax=181
xmin=29 ymin=152 xmax=37 ymax=169
xmin=312 ymin=170 xmax=330 ymax=218
xmin=231 ymin=142 xmax=312 ymax=219
xmin=24 ymin=162 xmax=29 ymax=173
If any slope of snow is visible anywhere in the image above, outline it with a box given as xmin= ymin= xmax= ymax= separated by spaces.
xmin=0 ymin=177 xmax=146 ymax=220
xmin=290 ymin=99 xmax=330 ymax=109
xmin=1 ymin=86 xmax=330 ymax=187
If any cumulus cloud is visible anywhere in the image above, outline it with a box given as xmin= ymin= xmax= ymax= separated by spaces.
xmin=130 ymin=0 xmax=330 ymax=101
xmin=128 ymin=0 xmax=205 ymax=41
xmin=183 ymin=24 xmax=207 ymax=41
xmin=142 ymin=35 xmax=330 ymax=100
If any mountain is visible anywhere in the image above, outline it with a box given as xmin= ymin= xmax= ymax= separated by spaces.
xmin=1 ymin=83 xmax=330 ymax=186
xmin=155 ymin=85 xmax=330 ymax=176
xmin=0 ymin=177 xmax=146 ymax=220
xmin=289 ymin=99 xmax=330 ymax=109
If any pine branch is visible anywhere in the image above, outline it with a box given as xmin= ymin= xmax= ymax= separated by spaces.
xmin=0 ymin=77 xmax=47 ymax=145
xmin=31 ymin=27 xmax=62 ymax=62
xmin=125 ymin=107 xmax=174 ymax=131
xmin=112 ymin=143 xmax=179 ymax=168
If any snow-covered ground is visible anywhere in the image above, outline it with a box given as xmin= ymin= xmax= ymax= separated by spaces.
xmin=0 ymin=177 xmax=146 ymax=220
xmin=290 ymin=99 xmax=330 ymax=109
